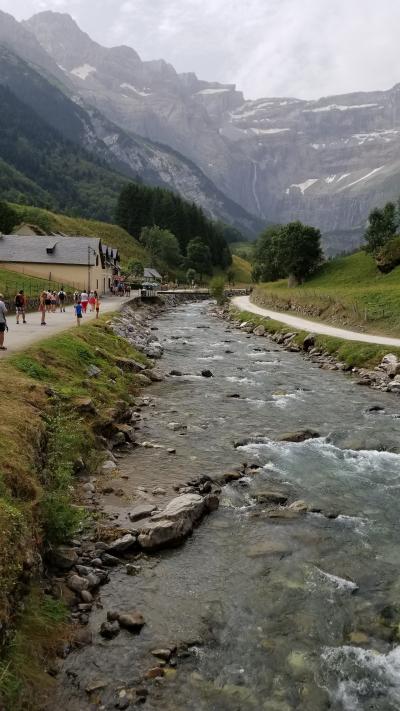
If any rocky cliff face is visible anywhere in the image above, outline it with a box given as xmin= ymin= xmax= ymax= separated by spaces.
xmin=17 ymin=11 xmax=400 ymax=249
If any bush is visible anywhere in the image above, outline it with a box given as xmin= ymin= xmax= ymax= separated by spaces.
xmin=209 ymin=276 xmax=226 ymax=305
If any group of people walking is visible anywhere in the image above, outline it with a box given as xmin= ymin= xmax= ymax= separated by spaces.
xmin=72 ymin=290 xmax=101 ymax=326
xmin=0 ymin=287 xmax=103 ymax=350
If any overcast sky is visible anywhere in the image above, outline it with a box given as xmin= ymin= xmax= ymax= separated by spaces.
xmin=1 ymin=0 xmax=400 ymax=100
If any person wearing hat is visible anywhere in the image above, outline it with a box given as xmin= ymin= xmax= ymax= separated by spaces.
xmin=0 ymin=294 xmax=8 ymax=350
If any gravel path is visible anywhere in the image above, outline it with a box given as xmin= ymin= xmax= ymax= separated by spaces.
xmin=233 ymin=295 xmax=400 ymax=348
xmin=0 ymin=295 xmax=134 ymax=357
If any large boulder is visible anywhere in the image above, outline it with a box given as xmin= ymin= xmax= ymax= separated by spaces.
xmin=47 ymin=546 xmax=78 ymax=571
xmin=138 ymin=494 xmax=209 ymax=550
xmin=381 ymin=354 xmax=400 ymax=378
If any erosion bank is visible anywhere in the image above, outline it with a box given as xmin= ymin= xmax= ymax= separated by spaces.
xmin=0 ymin=304 xmax=155 ymax=710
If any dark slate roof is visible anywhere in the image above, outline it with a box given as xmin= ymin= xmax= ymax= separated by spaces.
xmin=0 ymin=235 xmax=102 ymax=266
xmin=144 ymin=267 xmax=162 ymax=280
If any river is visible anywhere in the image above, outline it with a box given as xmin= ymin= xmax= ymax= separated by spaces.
xmin=55 ymin=300 xmax=400 ymax=711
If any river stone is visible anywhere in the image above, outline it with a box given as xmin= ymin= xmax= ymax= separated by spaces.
xmin=303 ymin=333 xmax=316 ymax=350
xmin=68 ymin=575 xmax=89 ymax=593
xmin=101 ymin=553 xmax=121 ymax=567
xmin=145 ymin=667 xmax=165 ymax=679
xmin=278 ymin=429 xmax=320 ymax=443
xmin=138 ymin=494 xmax=207 ymax=550
xmin=201 ymin=369 xmax=214 ymax=378
xmin=102 ymin=460 xmax=117 ymax=472
xmin=129 ymin=503 xmax=157 ymax=522
xmin=288 ymin=500 xmax=309 ymax=513
xmin=85 ymin=679 xmax=108 ymax=694
xmin=48 ymin=546 xmax=78 ymax=570
xmin=168 ymin=422 xmax=187 ymax=432
xmin=115 ymin=356 xmax=145 ymax=373
xmin=100 ymin=620 xmax=120 ymax=639
xmin=81 ymin=590 xmax=93 ymax=603
xmin=118 ymin=611 xmax=145 ymax=632
xmin=254 ymin=490 xmax=288 ymax=505
xmin=253 ymin=325 xmax=266 ymax=336
xmin=106 ymin=533 xmax=136 ymax=555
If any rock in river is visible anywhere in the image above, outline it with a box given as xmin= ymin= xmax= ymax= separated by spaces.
xmin=128 ymin=503 xmax=157 ymax=522
xmin=106 ymin=533 xmax=136 ymax=555
xmin=138 ymin=494 xmax=217 ymax=550
xmin=278 ymin=429 xmax=320 ymax=443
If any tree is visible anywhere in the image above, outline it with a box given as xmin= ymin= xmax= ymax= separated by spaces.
xmin=186 ymin=237 xmax=212 ymax=279
xmin=365 ymin=202 xmax=398 ymax=254
xmin=127 ymin=260 xmax=144 ymax=277
xmin=209 ymin=275 xmax=226 ymax=305
xmin=140 ymin=225 xmax=182 ymax=267
xmin=186 ymin=268 xmax=197 ymax=284
xmin=252 ymin=225 xmax=286 ymax=282
xmin=279 ymin=221 xmax=323 ymax=285
xmin=252 ymin=222 xmax=322 ymax=285
xmin=0 ymin=201 xmax=18 ymax=233
xmin=226 ymin=269 xmax=235 ymax=286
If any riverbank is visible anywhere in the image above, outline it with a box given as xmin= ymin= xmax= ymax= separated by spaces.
xmin=228 ymin=303 xmax=400 ymax=394
xmin=0 ymin=302 xmax=157 ymax=709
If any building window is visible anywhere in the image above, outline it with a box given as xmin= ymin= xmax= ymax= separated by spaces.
xmin=96 ymin=279 xmax=98 ymax=289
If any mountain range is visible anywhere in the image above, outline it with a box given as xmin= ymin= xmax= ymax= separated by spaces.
xmin=2 ymin=9 xmax=400 ymax=250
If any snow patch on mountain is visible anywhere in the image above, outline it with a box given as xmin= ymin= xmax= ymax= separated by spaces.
xmin=120 ymin=83 xmax=152 ymax=97
xmin=304 ymin=103 xmax=382 ymax=113
xmin=251 ymin=127 xmax=290 ymax=135
xmin=70 ymin=64 xmax=96 ymax=80
xmin=286 ymin=178 xmax=319 ymax=195
xmin=338 ymin=166 xmax=385 ymax=191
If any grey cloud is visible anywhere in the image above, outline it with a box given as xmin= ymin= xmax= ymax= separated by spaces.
xmin=2 ymin=0 xmax=400 ymax=99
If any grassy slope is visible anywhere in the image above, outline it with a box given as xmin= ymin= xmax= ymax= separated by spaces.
xmin=254 ymin=251 xmax=400 ymax=336
xmin=0 ymin=268 xmax=64 ymax=298
xmin=9 ymin=203 xmax=148 ymax=265
xmin=0 ymin=316 xmax=149 ymax=709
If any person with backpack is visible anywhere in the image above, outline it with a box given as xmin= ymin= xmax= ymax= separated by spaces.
xmin=15 ymin=290 xmax=26 ymax=324
xmin=58 ymin=288 xmax=66 ymax=313
xmin=0 ymin=294 xmax=8 ymax=350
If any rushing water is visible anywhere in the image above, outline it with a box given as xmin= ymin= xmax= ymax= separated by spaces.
xmin=56 ymin=302 xmax=400 ymax=711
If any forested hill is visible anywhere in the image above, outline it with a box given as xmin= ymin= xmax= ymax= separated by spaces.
xmin=116 ymin=183 xmax=232 ymax=269
xmin=0 ymin=83 xmax=126 ymax=221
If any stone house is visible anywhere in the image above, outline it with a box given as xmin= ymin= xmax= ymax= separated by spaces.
xmin=0 ymin=234 xmax=120 ymax=293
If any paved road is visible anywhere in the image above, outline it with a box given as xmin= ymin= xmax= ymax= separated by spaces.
xmin=0 ymin=296 xmax=133 ymax=357
xmin=233 ymin=295 xmax=400 ymax=348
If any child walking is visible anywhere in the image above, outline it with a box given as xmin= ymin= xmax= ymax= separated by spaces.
xmin=74 ymin=300 xmax=83 ymax=326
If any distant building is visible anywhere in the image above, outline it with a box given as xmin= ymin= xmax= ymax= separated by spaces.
xmin=0 ymin=234 xmax=120 ymax=293
xmin=143 ymin=267 xmax=162 ymax=282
